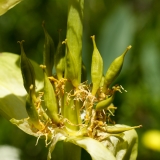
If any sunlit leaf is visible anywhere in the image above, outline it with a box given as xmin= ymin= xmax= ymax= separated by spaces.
xmin=65 ymin=125 xmax=138 ymax=160
xmin=99 ymin=125 xmax=138 ymax=160
xmin=10 ymin=114 xmax=138 ymax=160
xmin=10 ymin=117 xmax=65 ymax=160
xmin=10 ymin=118 xmax=40 ymax=137
xmin=0 ymin=0 xmax=21 ymax=16
xmin=49 ymin=127 xmax=138 ymax=160
xmin=65 ymin=136 xmax=116 ymax=160
xmin=0 ymin=52 xmax=43 ymax=120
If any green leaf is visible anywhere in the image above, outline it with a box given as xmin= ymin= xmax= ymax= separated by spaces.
xmin=10 ymin=117 xmax=66 ymax=160
xmin=65 ymin=136 xmax=116 ymax=160
xmin=65 ymin=125 xmax=138 ymax=160
xmin=0 ymin=0 xmax=22 ymax=16
xmin=0 ymin=52 xmax=43 ymax=120
xmin=9 ymin=116 xmax=138 ymax=160
xmin=121 ymin=126 xmax=138 ymax=160
xmin=99 ymin=124 xmax=138 ymax=160
xmin=10 ymin=118 xmax=40 ymax=137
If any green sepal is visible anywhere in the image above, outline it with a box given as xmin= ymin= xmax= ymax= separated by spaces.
xmin=42 ymin=21 xmax=55 ymax=76
xmin=18 ymin=40 xmax=35 ymax=95
xmin=103 ymin=45 xmax=131 ymax=92
xmin=91 ymin=35 xmax=103 ymax=95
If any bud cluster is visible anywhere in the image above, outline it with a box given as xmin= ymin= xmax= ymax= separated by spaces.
xmin=17 ymin=23 xmax=141 ymax=142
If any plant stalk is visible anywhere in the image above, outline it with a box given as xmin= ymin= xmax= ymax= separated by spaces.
xmin=63 ymin=0 xmax=84 ymax=159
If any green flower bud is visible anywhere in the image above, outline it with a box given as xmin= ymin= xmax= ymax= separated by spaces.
xmin=91 ymin=35 xmax=103 ymax=96
xmin=103 ymin=45 xmax=132 ymax=92
xmin=26 ymin=85 xmax=44 ymax=131
xmin=96 ymin=94 xmax=115 ymax=111
xmin=104 ymin=124 xmax=142 ymax=134
xmin=18 ymin=40 xmax=35 ymax=95
xmin=42 ymin=21 xmax=55 ymax=76
xmin=63 ymin=39 xmax=79 ymax=88
xmin=96 ymin=85 xmax=124 ymax=110
xmin=54 ymin=30 xmax=65 ymax=80
xmin=100 ymin=76 xmax=105 ymax=87
xmin=42 ymin=66 xmax=60 ymax=124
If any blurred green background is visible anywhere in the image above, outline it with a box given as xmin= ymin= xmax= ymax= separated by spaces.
xmin=1 ymin=0 xmax=160 ymax=159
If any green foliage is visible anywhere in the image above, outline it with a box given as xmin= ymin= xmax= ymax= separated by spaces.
xmin=0 ymin=53 xmax=43 ymax=120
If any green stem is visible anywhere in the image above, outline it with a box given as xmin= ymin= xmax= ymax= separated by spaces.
xmin=63 ymin=0 xmax=84 ymax=159
xmin=64 ymin=0 xmax=84 ymax=130
xmin=63 ymin=81 xmax=79 ymax=131
xmin=63 ymin=142 xmax=81 ymax=160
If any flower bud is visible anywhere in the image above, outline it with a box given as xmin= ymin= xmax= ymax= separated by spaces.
xmin=96 ymin=95 xmax=115 ymax=111
xmin=91 ymin=35 xmax=103 ymax=96
xmin=42 ymin=21 xmax=55 ymax=76
xmin=26 ymin=85 xmax=44 ymax=130
xmin=105 ymin=124 xmax=142 ymax=134
xmin=63 ymin=39 xmax=79 ymax=88
xmin=103 ymin=45 xmax=131 ymax=92
xmin=18 ymin=40 xmax=35 ymax=95
xmin=54 ymin=30 xmax=65 ymax=80
xmin=43 ymin=68 xmax=60 ymax=124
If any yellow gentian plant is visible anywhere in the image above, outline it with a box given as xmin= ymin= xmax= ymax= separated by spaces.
xmin=0 ymin=0 xmax=142 ymax=160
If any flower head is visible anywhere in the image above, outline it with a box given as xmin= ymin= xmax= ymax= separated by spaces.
xmin=8 ymin=29 xmax=142 ymax=160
